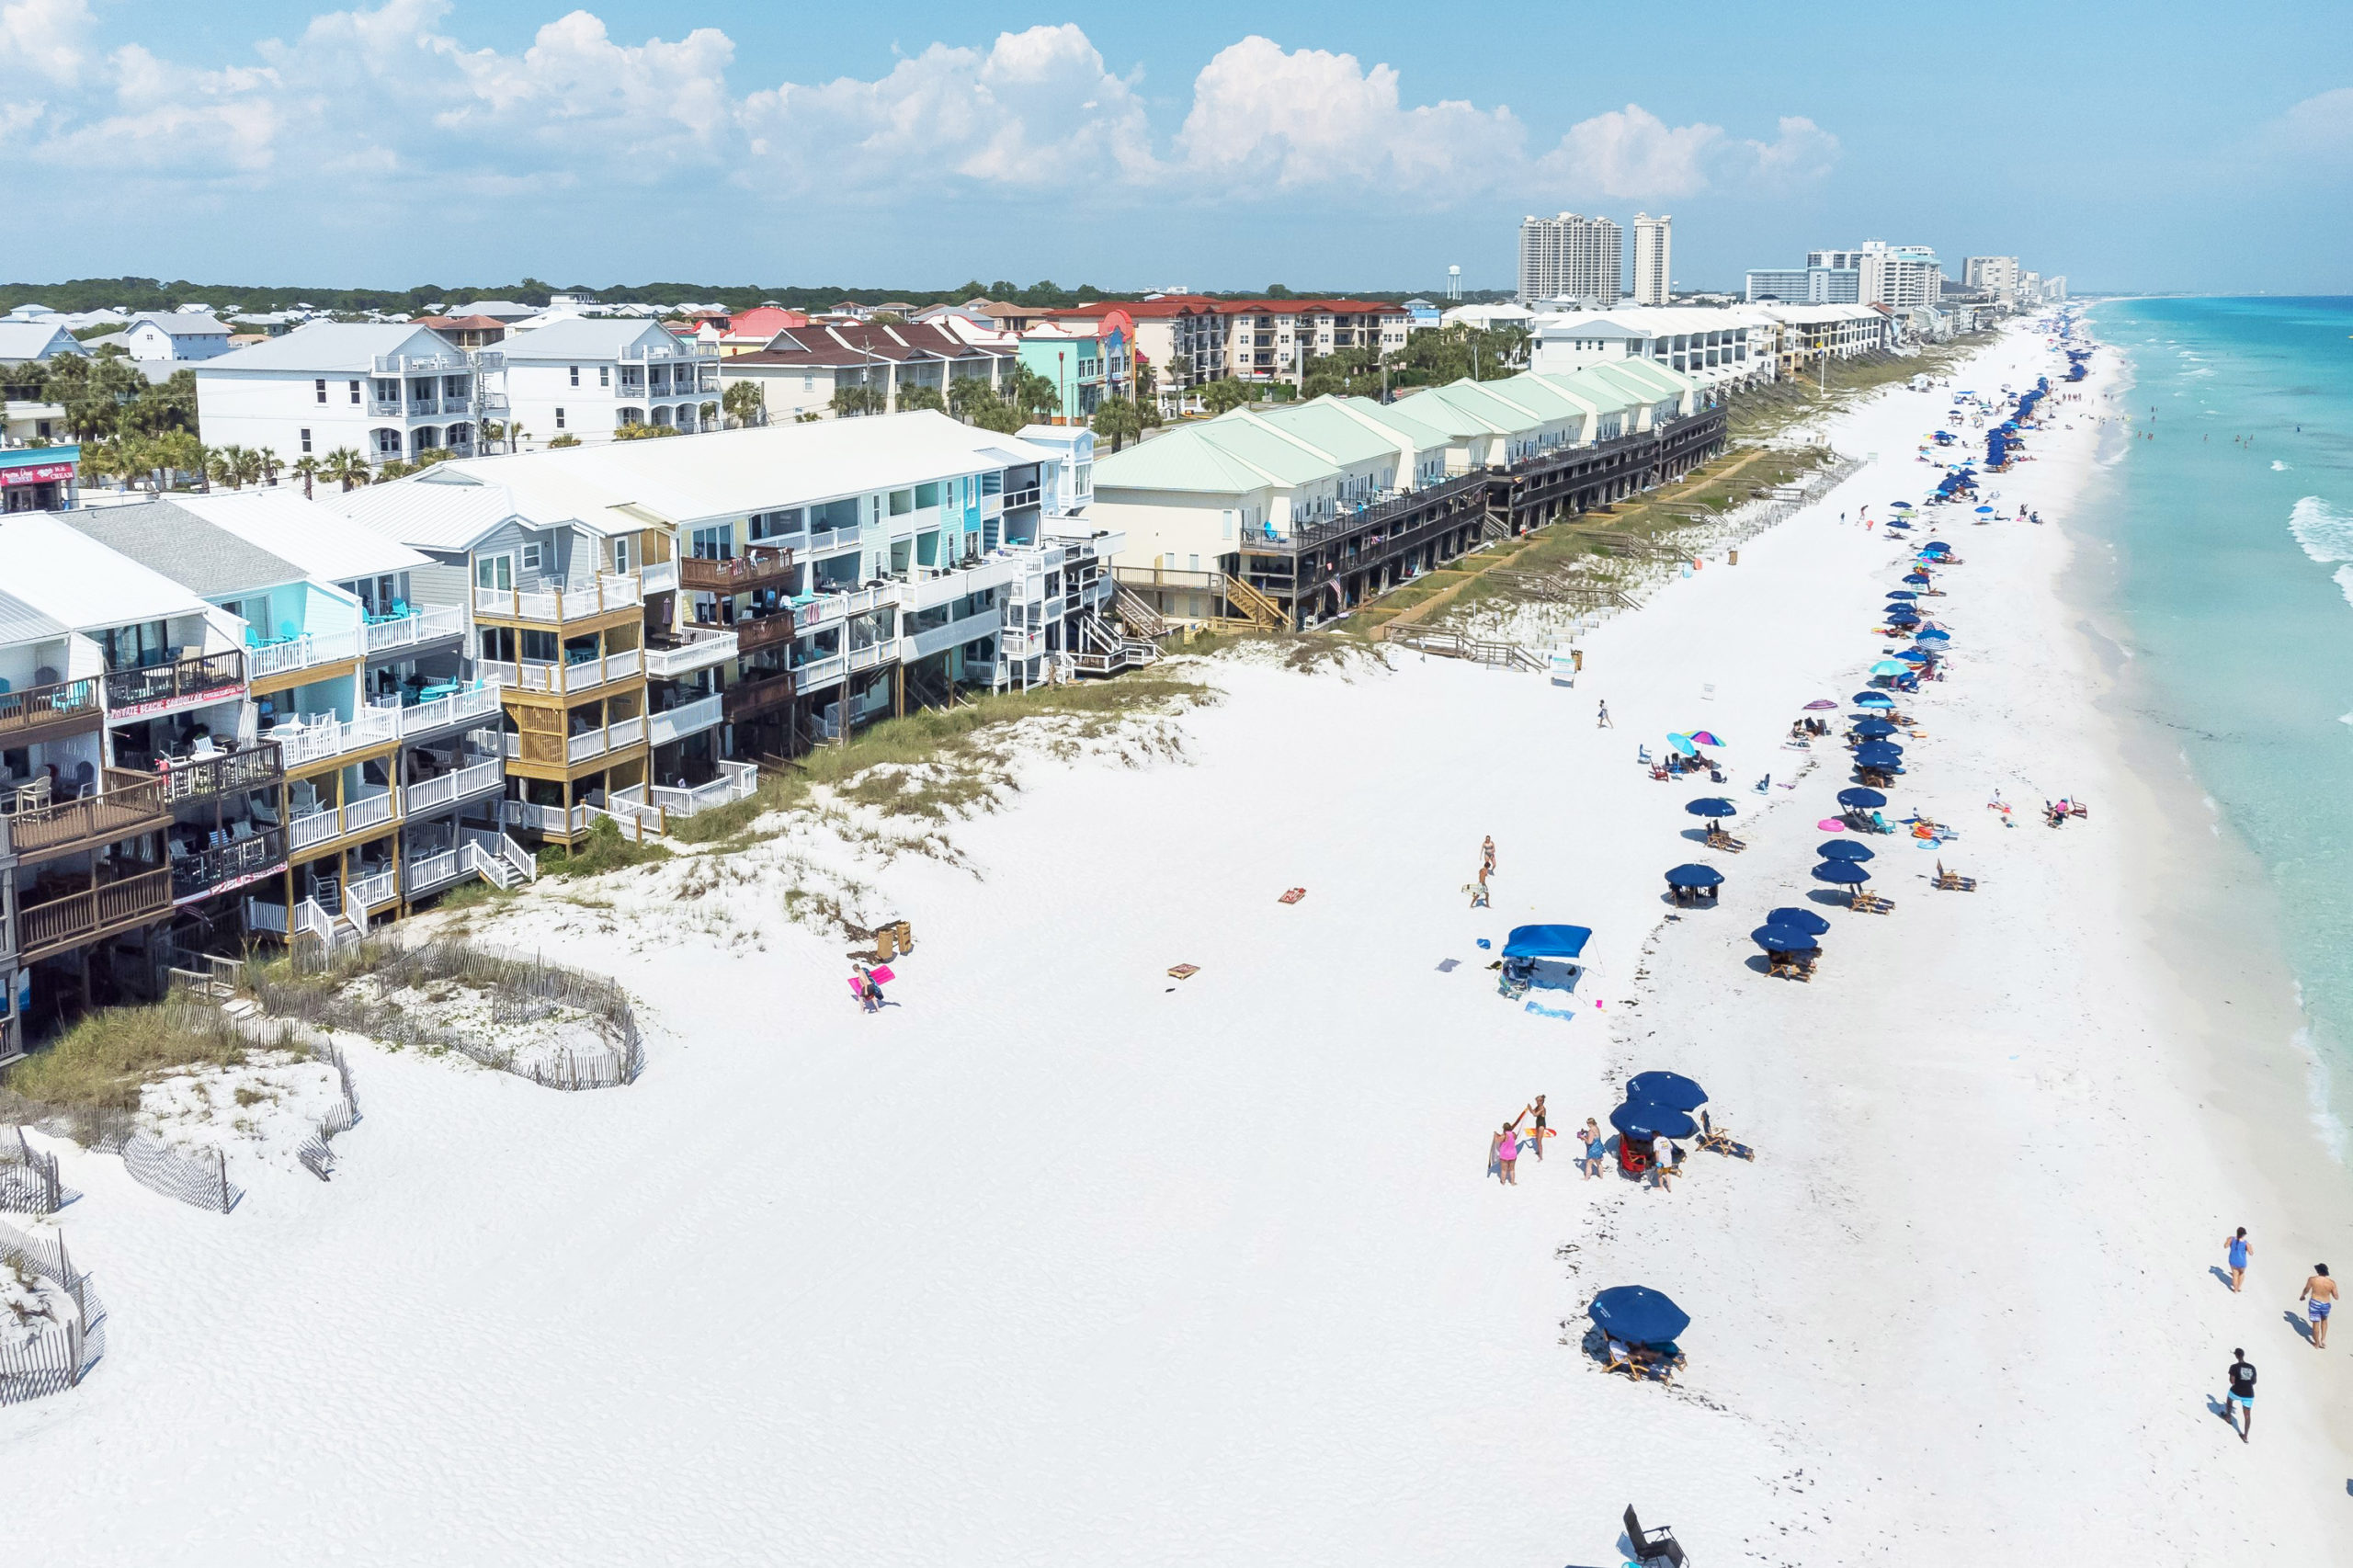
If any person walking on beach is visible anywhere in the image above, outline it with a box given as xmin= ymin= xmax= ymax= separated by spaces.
xmin=2226 ymin=1350 xmax=2256 ymax=1442
xmin=1493 ymin=1124 xmax=1520 ymax=1187
xmin=2301 ymin=1265 xmax=2337 ymax=1347
xmin=1482 ymin=835 xmax=1496 ymax=877
xmin=2223 ymin=1227 xmax=2252 ymax=1292
xmin=1471 ymin=862 xmax=1490 ymax=908
xmin=1580 ymin=1118 xmax=1606 ymax=1179
xmin=1597 ymin=699 xmax=1612 ymax=728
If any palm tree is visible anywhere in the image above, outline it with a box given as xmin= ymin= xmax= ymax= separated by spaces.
xmin=256 ymin=447 xmax=282 ymax=486
xmin=290 ymin=456 xmax=322 ymax=499
xmin=1089 ymin=394 xmax=1142 ymax=454
xmin=722 ymin=381 xmax=765 ymax=429
xmin=828 ymin=383 xmax=886 ymax=419
xmin=202 ymin=446 xmax=233 ymax=491
xmin=234 ymin=448 xmax=265 ymax=489
xmin=322 ymin=448 xmax=369 ymax=492
xmin=896 ymin=384 xmax=944 ymax=414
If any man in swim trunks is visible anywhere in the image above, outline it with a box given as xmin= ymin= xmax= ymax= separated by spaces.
xmin=2302 ymin=1265 xmax=2337 ymax=1348
xmin=2225 ymin=1350 xmax=2256 ymax=1442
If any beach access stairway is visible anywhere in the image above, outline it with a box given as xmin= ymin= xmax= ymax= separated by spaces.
xmin=1379 ymin=625 xmax=1547 ymax=672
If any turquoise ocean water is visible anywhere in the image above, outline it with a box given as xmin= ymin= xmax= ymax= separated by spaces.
xmin=2085 ymin=296 xmax=2353 ymax=1107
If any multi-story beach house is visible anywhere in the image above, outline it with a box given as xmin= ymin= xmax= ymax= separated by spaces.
xmin=195 ymin=322 xmax=497 ymax=466
xmin=494 ymin=316 xmax=721 ymax=445
xmin=1017 ymin=315 xmax=1131 ymax=422
xmin=1094 ymin=361 xmax=1722 ymax=632
xmin=97 ymin=312 xmax=234 ymax=363
xmin=1528 ymin=308 xmax=1772 ymax=392
xmin=328 ymin=413 xmax=1131 ymax=846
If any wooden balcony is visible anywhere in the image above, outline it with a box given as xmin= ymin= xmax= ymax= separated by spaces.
xmin=678 ymin=545 xmax=794 ymax=594
xmin=735 ymin=610 xmax=796 ymax=653
xmin=722 ymin=669 xmax=794 ymax=721
xmin=0 ymin=675 xmax=103 ymax=746
xmin=17 ymin=867 xmax=173 ymax=961
xmin=2 ymin=768 xmax=170 ymax=863
xmin=159 ymin=741 xmax=284 ymax=803
xmin=102 ymin=650 xmax=247 ymax=719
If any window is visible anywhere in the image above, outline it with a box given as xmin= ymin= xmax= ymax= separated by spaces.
xmin=300 ymin=428 xmax=313 ymax=453
xmin=569 ymin=366 xmax=580 ymax=387
xmin=914 ymin=482 xmax=939 ymax=509
xmin=598 ymin=366 xmax=609 ymax=388
xmin=348 ymin=379 xmax=361 ymax=404
xmin=474 ymin=554 xmax=515 ymax=591
xmin=520 ymin=541 xmax=543 ymax=571
xmin=612 ymin=538 xmax=631 ymax=574
xmin=889 ymin=489 xmax=914 ymax=517
xmin=554 ymin=407 xmax=566 ymax=429
xmin=803 ymin=374 xmax=815 ymax=392
xmin=314 ymin=378 xmax=326 ymax=404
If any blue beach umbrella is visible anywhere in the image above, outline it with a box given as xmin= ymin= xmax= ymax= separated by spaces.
xmin=1685 ymin=797 xmax=1738 ymax=818
xmin=1836 ymin=786 xmax=1887 ymax=809
xmin=1588 ymin=1286 xmax=1691 ymax=1347
xmin=1975 ymin=505 xmax=1995 ymax=516
xmin=1853 ymin=692 xmax=1895 ymax=709
xmin=1904 ymin=572 xmax=1933 ymax=585
xmin=1890 ymin=501 xmax=1913 ymax=511
xmin=1854 ymin=742 xmax=1904 ymax=766
xmin=1886 ymin=590 xmax=1917 ymax=600
xmin=1914 ymin=627 xmax=1950 ymax=642
xmin=1853 ymin=717 xmax=1897 ymax=737
xmin=1608 ymin=1103 xmax=1699 ymax=1142
xmin=1813 ymin=859 xmax=1871 ymax=885
xmin=1753 ymin=925 xmax=1821 ymax=953
xmin=1766 ymin=906 xmax=1834 ymax=936
xmin=1899 ymin=649 xmax=1932 ymax=664
xmin=1664 ymin=862 xmax=1723 ymax=890
xmin=1665 ymin=732 xmax=1699 ymax=756
xmin=1870 ymin=659 xmax=1909 ymax=676
xmin=1625 ymin=1072 xmax=1709 ymax=1111
xmin=1818 ymin=839 xmax=1874 ymax=862
xmin=1921 ymin=541 xmax=1954 ymax=556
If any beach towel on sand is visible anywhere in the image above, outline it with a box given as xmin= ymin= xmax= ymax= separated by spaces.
xmin=1525 ymin=1001 xmax=1579 ymax=1021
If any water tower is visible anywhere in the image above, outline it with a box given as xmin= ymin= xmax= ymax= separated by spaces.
xmin=1447 ymin=265 xmax=1462 ymax=301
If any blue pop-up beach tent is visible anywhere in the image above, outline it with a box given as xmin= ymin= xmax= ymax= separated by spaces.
xmin=1499 ymin=923 xmax=1594 ymax=998
xmin=1502 ymin=925 xmax=1591 ymax=960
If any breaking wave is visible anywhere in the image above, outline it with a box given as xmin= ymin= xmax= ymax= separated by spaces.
xmin=2290 ymin=495 xmax=2353 ymax=564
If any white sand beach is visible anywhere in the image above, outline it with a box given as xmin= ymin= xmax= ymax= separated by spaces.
xmin=11 ymin=323 xmax=2353 ymax=1565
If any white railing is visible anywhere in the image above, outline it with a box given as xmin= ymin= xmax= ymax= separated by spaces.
xmin=847 ymin=642 xmax=889 ymax=673
xmin=565 ymin=730 xmax=605 ymax=764
xmin=608 ymin=714 xmax=642 ymax=750
xmin=244 ymin=898 xmax=290 ymax=935
xmin=395 ymin=684 xmax=500 ymax=736
xmin=648 ymin=694 xmax=722 ymax=747
xmin=273 ymin=706 xmax=399 ymax=767
xmin=643 ymin=629 xmax=738 ymax=679
xmin=649 ymin=759 xmax=760 ymax=818
xmin=471 ymin=574 xmax=642 ymax=624
xmin=347 ymin=868 xmax=398 ymax=913
xmin=344 ymin=788 xmax=397 ymax=835
xmin=480 ymin=650 xmax=642 ymax=696
xmin=503 ymin=800 xmax=590 ymax=838
xmin=402 ymin=758 xmax=498 ymax=818
xmin=249 ymin=628 xmax=359 ymax=679
xmin=460 ymin=840 xmax=509 ymax=890
xmin=793 ymin=653 xmax=846 ymax=691
xmin=640 ymin=559 xmax=679 ymax=595
xmin=404 ymin=847 xmax=461 ymax=894
xmin=362 ymin=605 xmax=465 ymax=654
xmin=287 ymin=807 xmax=340 ymax=851
xmin=791 ymin=583 xmax=900 ymax=632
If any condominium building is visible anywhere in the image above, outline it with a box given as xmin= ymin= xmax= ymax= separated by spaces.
xmin=1529 ymin=308 xmax=1772 ymax=391
xmin=1745 ymin=267 xmax=1859 ymax=305
xmin=1963 ymin=256 xmax=2022 ymax=301
xmin=1806 ymin=250 xmax=1864 ymax=271
xmin=1631 ymin=214 xmax=1673 ymax=306
xmin=719 ymin=322 xmax=1011 ymax=424
xmin=1856 ymin=243 xmax=1944 ymax=310
xmin=1096 ymin=359 xmax=1715 ymax=632
xmin=1519 ymin=213 xmax=1624 ymax=305
xmin=195 ymin=322 xmax=496 ymax=466
xmin=1212 ymin=301 xmax=1411 ymax=387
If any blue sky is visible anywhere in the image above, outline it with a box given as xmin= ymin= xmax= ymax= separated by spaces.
xmin=2 ymin=0 xmax=2346 ymax=293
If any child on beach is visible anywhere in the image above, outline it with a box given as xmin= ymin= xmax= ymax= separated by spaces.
xmin=1520 ymin=1095 xmax=1548 ymax=1161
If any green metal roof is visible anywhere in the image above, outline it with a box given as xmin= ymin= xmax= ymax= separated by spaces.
xmin=1234 ymin=403 xmax=1395 ymax=468
xmin=1094 ymin=424 xmax=1289 ymax=494
xmin=1332 ymin=395 xmax=1455 ymax=450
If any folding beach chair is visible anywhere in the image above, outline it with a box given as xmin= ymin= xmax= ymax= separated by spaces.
xmin=1624 ymin=1506 xmax=1688 ymax=1565
xmin=1698 ymin=1109 xmax=1756 ymax=1162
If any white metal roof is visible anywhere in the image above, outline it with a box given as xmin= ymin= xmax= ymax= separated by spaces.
xmin=0 ymin=511 xmax=212 ymax=630
xmin=0 ymin=586 xmax=70 ymax=647
xmin=412 ymin=412 xmax=1063 ymax=527
xmin=164 ymin=490 xmax=432 ymax=581
xmin=499 ymin=317 xmax=687 ymax=360
xmin=197 ymin=322 xmax=454 ymax=373
xmin=323 ymin=480 xmax=541 ymax=551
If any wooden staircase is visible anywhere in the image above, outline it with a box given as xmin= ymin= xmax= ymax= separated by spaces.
xmin=1381 ymin=625 xmax=1547 ymax=672
xmin=1113 ymin=584 xmax=1167 ymax=639
xmin=1222 ymin=574 xmax=1288 ymax=631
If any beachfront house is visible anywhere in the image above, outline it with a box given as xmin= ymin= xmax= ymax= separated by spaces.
xmin=718 ymin=321 xmax=1010 ymax=425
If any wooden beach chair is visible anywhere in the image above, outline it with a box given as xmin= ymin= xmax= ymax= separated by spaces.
xmin=1166 ymin=963 xmax=1200 ymax=980
xmin=1934 ymin=862 xmax=1978 ymax=892
xmin=1630 ymin=1343 xmax=1686 ymax=1386
xmin=1697 ymin=1109 xmax=1756 ymax=1162
xmin=1705 ymin=825 xmax=1745 ymax=853
xmin=1850 ymin=890 xmax=1894 ymax=915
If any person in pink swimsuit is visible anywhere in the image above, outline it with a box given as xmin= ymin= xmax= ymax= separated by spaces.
xmin=1494 ymin=1124 xmax=1520 ymax=1186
